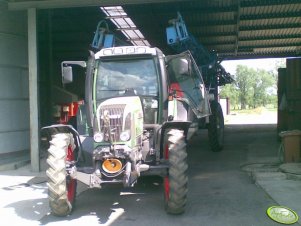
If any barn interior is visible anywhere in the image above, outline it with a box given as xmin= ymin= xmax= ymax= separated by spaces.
xmin=1 ymin=0 xmax=301 ymax=170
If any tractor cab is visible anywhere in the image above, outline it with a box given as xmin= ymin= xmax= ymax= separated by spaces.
xmin=94 ymin=51 xmax=159 ymax=125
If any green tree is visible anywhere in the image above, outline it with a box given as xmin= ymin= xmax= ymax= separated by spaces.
xmin=256 ymin=69 xmax=276 ymax=107
xmin=220 ymin=64 xmax=277 ymax=109
xmin=219 ymin=84 xmax=239 ymax=109
xmin=250 ymin=69 xmax=260 ymax=108
xmin=235 ymin=65 xmax=255 ymax=109
xmin=248 ymin=69 xmax=275 ymax=108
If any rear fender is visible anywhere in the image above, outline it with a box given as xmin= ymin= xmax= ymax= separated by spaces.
xmin=159 ymin=121 xmax=191 ymax=157
xmin=41 ymin=124 xmax=77 ymax=136
xmin=41 ymin=124 xmax=84 ymax=162
xmin=161 ymin=121 xmax=191 ymax=136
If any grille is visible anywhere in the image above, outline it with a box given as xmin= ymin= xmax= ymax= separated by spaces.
xmin=98 ymin=104 xmax=126 ymax=142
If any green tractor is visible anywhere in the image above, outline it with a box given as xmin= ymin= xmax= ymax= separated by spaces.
xmin=43 ymin=45 xmax=212 ymax=216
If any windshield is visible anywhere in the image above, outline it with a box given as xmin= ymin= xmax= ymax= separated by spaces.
xmin=95 ymin=58 xmax=158 ymax=100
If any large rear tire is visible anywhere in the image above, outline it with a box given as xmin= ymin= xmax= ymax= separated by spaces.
xmin=164 ymin=129 xmax=188 ymax=214
xmin=46 ymin=133 xmax=77 ymax=216
xmin=208 ymin=101 xmax=224 ymax=152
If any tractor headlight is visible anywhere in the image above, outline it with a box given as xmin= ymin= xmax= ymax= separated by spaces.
xmin=120 ymin=130 xmax=131 ymax=142
xmin=94 ymin=132 xmax=104 ymax=143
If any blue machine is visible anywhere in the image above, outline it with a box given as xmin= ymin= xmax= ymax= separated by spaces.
xmin=91 ymin=20 xmax=115 ymax=50
xmin=166 ymin=12 xmax=234 ymax=93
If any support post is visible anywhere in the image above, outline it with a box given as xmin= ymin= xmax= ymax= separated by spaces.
xmin=28 ymin=8 xmax=40 ymax=172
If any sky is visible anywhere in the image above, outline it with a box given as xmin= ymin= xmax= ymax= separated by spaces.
xmin=221 ymin=58 xmax=285 ymax=75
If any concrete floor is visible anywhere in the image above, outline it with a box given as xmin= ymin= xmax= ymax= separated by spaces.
xmin=0 ymin=124 xmax=300 ymax=226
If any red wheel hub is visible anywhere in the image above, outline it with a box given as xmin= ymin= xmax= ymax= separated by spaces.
xmin=67 ymin=179 xmax=76 ymax=202
xmin=66 ymin=144 xmax=76 ymax=203
xmin=164 ymin=143 xmax=169 ymax=160
xmin=66 ymin=144 xmax=74 ymax=162
xmin=164 ymin=177 xmax=170 ymax=201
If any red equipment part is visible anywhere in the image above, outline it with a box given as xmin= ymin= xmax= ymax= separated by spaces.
xmin=54 ymin=100 xmax=84 ymax=124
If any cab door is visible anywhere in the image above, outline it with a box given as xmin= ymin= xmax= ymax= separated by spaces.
xmin=167 ymin=51 xmax=211 ymax=118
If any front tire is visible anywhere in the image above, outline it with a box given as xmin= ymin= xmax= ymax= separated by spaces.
xmin=164 ymin=129 xmax=188 ymax=214
xmin=46 ymin=133 xmax=77 ymax=216
xmin=208 ymin=101 xmax=224 ymax=152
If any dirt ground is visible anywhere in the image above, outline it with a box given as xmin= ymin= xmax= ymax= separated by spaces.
xmin=225 ymin=109 xmax=277 ymax=125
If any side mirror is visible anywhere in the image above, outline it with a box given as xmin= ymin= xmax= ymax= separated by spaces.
xmin=62 ymin=66 xmax=73 ymax=84
xmin=61 ymin=61 xmax=87 ymax=84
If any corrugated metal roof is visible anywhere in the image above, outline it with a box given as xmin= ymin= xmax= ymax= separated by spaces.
xmin=122 ymin=0 xmax=301 ymax=59
xmin=9 ymin=0 xmax=300 ymax=60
